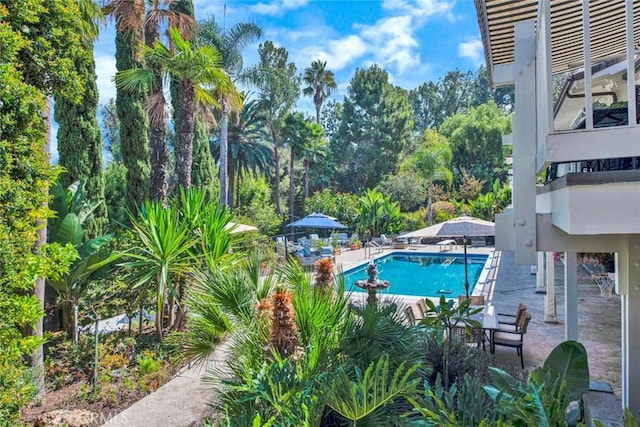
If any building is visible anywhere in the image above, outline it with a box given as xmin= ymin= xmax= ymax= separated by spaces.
xmin=474 ymin=0 xmax=640 ymax=413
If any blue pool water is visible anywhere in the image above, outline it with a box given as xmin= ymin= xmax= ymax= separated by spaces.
xmin=343 ymin=252 xmax=488 ymax=298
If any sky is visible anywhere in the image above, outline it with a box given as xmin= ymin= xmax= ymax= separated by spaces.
xmin=53 ymin=0 xmax=484 ymax=161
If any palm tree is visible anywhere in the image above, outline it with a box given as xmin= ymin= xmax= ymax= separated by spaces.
xmin=302 ymin=60 xmax=337 ymax=124
xmin=211 ymin=99 xmax=273 ymax=208
xmin=116 ymin=28 xmax=234 ymax=200
xmin=197 ymin=18 xmax=262 ymax=207
xmin=282 ymin=112 xmax=307 ymax=222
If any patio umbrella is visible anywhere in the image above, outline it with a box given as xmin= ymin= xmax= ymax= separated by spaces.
xmin=224 ymin=222 xmax=258 ymax=234
xmin=401 ymin=215 xmax=495 ymax=298
xmin=286 ymin=212 xmax=347 ymax=229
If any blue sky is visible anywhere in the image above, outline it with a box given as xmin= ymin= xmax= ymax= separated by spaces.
xmin=54 ymin=0 xmax=484 ymax=161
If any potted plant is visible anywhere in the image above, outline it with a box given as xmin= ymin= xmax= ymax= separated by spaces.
xmin=331 ymin=235 xmax=342 ymax=255
xmin=350 ymin=239 xmax=362 ymax=250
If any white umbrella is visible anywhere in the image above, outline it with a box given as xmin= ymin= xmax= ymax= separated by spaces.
xmin=224 ymin=222 xmax=258 ymax=234
xmin=401 ymin=215 xmax=495 ymax=239
xmin=401 ymin=215 xmax=495 ymax=298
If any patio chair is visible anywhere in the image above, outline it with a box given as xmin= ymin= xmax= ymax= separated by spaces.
xmin=403 ymin=306 xmax=417 ymax=326
xmin=416 ymin=298 xmax=428 ymax=318
xmin=454 ymin=324 xmax=485 ymax=349
xmin=458 ymin=295 xmax=485 ymax=306
xmin=497 ymin=303 xmax=527 ymax=332
xmin=491 ymin=312 xmax=532 ymax=369
xmin=309 ymin=233 xmax=320 ymax=242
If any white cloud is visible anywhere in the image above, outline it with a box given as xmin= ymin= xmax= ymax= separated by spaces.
xmin=358 ymin=15 xmax=419 ymax=74
xmin=458 ymin=38 xmax=484 ymax=67
xmin=94 ymin=54 xmax=117 ymax=106
xmin=251 ymin=0 xmax=309 ymax=16
xmin=382 ymin=0 xmax=455 ymax=20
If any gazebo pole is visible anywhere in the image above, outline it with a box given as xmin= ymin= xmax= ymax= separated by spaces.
xmin=463 ymin=235 xmax=469 ymax=298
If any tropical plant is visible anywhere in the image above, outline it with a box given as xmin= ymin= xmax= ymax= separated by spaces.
xmin=357 ymin=189 xmax=402 ymax=238
xmin=327 ymin=355 xmax=421 ymax=425
xmin=47 ymin=180 xmax=120 ymax=345
xmin=125 ymin=200 xmax=197 ymax=341
xmin=302 ymin=59 xmax=337 ymax=124
xmin=418 ymin=296 xmax=481 ymax=388
xmin=410 ymin=340 xmax=591 ymax=426
xmin=197 ymin=18 xmax=262 ymax=207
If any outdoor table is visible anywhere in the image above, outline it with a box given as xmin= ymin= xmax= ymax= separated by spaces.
xmin=458 ymin=304 xmax=498 ymax=351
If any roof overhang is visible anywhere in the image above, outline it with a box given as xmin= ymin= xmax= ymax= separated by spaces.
xmin=475 ymin=0 xmax=640 ymax=86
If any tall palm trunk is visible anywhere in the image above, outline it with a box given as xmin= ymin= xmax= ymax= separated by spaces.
xmin=228 ymin=152 xmax=236 ymax=209
xmin=289 ymin=147 xmax=295 ymax=222
xmin=219 ymin=97 xmax=230 ymax=206
xmin=146 ymin=24 xmax=168 ymax=204
xmin=314 ymin=96 xmax=321 ymax=124
xmin=303 ymin=158 xmax=310 ymax=199
xmin=175 ymin=81 xmax=196 ymax=189
xmin=271 ymin=128 xmax=282 ymax=214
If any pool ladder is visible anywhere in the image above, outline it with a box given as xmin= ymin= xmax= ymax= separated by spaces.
xmin=364 ymin=241 xmax=384 ymax=259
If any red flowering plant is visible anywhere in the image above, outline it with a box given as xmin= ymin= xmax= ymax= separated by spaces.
xmin=579 ymin=252 xmax=615 ymax=272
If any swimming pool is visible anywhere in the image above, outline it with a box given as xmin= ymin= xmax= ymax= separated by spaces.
xmin=343 ymin=252 xmax=489 ymax=298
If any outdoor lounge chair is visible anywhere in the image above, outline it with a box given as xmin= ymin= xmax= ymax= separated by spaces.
xmin=380 ymin=234 xmax=392 ymax=246
xmin=319 ymin=246 xmax=335 ymax=261
xmin=491 ymin=312 xmax=532 ymax=369
xmin=393 ymin=237 xmax=409 ymax=249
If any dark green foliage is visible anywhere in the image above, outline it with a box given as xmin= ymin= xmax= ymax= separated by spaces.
xmin=234 ymin=175 xmax=281 ymax=235
xmin=409 ymin=66 xmax=514 ymax=134
xmin=332 ymin=65 xmax=414 ymax=192
xmin=115 ymin=28 xmax=150 ymax=213
xmin=439 ymin=102 xmax=511 ymax=191
xmin=191 ymin=119 xmax=218 ymax=200
xmin=104 ymin=162 xmax=128 ymax=229
xmin=0 ymin=0 xmax=84 ymax=421
xmin=55 ymin=37 xmax=108 ymax=237
xmin=376 ymin=170 xmax=427 ymax=212
xmin=305 ymin=189 xmax=360 ymax=229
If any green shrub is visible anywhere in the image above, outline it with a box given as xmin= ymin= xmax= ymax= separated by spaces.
xmin=136 ymin=354 xmax=161 ymax=377
xmin=432 ymin=201 xmax=457 ymax=223
xmin=400 ymin=210 xmax=426 ymax=232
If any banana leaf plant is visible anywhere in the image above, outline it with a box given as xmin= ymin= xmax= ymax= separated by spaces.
xmin=48 ymin=180 xmax=120 ymax=345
